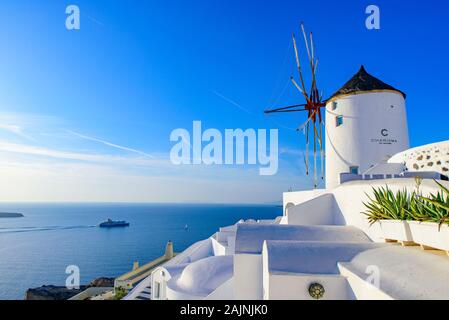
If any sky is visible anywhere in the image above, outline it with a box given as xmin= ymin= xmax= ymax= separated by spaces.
xmin=0 ymin=0 xmax=447 ymax=203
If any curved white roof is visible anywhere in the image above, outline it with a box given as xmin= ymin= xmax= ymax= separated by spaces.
xmin=235 ymin=224 xmax=371 ymax=254
xmin=169 ymin=255 xmax=233 ymax=297
xmin=164 ymin=239 xmax=213 ymax=267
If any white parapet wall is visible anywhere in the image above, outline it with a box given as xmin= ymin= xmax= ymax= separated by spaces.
xmin=286 ymin=193 xmax=341 ymax=226
xmin=264 ymin=273 xmax=351 ymax=300
xmin=333 ymin=178 xmax=449 ymax=241
xmin=283 ymin=189 xmax=328 ymax=215
xmin=233 ymin=254 xmax=263 ymax=300
xmin=283 ymin=178 xmax=449 ymax=242
xmin=262 ymin=241 xmax=386 ymax=300
xmin=211 ymin=237 xmax=227 ymax=256
xmin=338 ymin=245 xmax=449 ymax=300
xmin=338 ymin=263 xmax=394 ymax=300
xmin=205 ymin=278 xmax=234 ymax=300
xmin=233 ymin=224 xmax=372 ymax=300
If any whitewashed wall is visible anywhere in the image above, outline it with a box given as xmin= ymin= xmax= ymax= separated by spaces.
xmin=233 ymin=254 xmax=263 ymax=300
xmin=286 ymin=193 xmax=339 ymax=225
xmin=283 ymin=189 xmax=328 ymax=215
xmin=332 ymin=178 xmax=448 ymax=241
xmin=204 ymin=278 xmax=234 ymax=300
xmin=325 ymin=92 xmax=409 ymax=189
xmin=264 ymin=274 xmax=351 ymax=300
xmin=151 ymin=267 xmax=170 ymax=300
xmin=283 ymin=178 xmax=449 ymax=241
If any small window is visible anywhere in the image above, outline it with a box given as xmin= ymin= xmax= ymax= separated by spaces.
xmin=154 ymin=281 xmax=161 ymax=299
xmin=350 ymin=166 xmax=359 ymax=175
xmin=336 ymin=115 xmax=343 ymax=127
xmin=332 ymin=101 xmax=338 ymax=111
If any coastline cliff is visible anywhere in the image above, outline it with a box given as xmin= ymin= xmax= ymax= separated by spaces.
xmin=25 ymin=278 xmax=114 ymax=300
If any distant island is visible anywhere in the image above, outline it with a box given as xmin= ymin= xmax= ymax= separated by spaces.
xmin=0 ymin=212 xmax=24 ymax=218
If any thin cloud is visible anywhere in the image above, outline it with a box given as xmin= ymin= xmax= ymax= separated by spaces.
xmin=212 ymin=90 xmax=253 ymax=115
xmin=0 ymin=112 xmax=63 ymax=142
xmin=68 ymin=130 xmax=154 ymax=158
xmin=0 ymin=141 xmax=117 ymax=163
xmin=86 ymin=14 xmax=105 ymax=27
xmin=0 ymin=124 xmax=37 ymax=142
xmin=0 ymin=141 xmax=169 ymax=168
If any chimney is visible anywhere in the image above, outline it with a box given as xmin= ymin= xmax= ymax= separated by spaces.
xmin=165 ymin=241 xmax=174 ymax=260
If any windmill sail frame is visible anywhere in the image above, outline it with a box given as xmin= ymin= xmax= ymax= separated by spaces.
xmin=264 ymin=23 xmax=327 ymax=188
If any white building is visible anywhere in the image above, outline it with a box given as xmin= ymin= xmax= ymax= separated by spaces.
xmin=124 ymin=66 xmax=449 ymax=301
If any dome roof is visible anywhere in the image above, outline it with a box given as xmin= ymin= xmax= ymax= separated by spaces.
xmin=328 ymin=65 xmax=406 ymax=102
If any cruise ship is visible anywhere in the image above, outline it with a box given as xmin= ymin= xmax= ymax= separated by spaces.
xmin=122 ymin=66 xmax=449 ymax=301
xmin=99 ymin=219 xmax=130 ymax=228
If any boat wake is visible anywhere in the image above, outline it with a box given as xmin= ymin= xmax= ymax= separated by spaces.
xmin=0 ymin=225 xmax=97 ymax=234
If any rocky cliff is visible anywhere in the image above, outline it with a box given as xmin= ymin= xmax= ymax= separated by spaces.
xmin=25 ymin=277 xmax=115 ymax=300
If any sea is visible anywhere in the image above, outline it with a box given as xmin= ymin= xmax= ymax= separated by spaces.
xmin=0 ymin=203 xmax=281 ymax=300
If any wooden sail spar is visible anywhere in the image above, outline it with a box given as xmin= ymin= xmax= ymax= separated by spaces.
xmin=264 ymin=23 xmax=326 ymax=188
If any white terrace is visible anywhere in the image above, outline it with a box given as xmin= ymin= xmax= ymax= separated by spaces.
xmin=123 ymin=173 xmax=449 ymax=300
xmin=122 ymin=65 xmax=449 ymax=300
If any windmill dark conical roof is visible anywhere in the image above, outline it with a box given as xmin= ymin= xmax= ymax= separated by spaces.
xmin=329 ymin=65 xmax=406 ymax=101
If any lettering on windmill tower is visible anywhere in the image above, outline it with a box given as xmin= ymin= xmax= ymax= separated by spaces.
xmin=365 ymin=5 xmax=380 ymax=30
xmin=371 ymin=129 xmax=397 ymax=144
xmin=66 ymin=5 xmax=80 ymax=30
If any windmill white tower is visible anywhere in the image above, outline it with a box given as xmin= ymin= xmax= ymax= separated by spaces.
xmin=325 ymin=66 xmax=410 ymax=189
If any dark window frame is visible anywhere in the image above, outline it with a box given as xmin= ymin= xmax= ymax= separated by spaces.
xmin=349 ymin=166 xmax=359 ymax=175
xmin=336 ymin=115 xmax=343 ymax=127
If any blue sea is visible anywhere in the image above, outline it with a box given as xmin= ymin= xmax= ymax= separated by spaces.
xmin=0 ymin=203 xmax=281 ymax=300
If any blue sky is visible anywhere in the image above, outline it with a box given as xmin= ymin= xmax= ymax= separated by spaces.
xmin=0 ymin=0 xmax=447 ymax=203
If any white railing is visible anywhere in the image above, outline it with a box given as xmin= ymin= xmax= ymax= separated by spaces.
xmin=340 ymin=171 xmax=442 ymax=184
